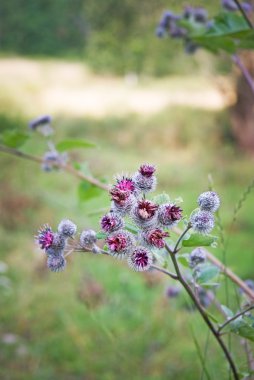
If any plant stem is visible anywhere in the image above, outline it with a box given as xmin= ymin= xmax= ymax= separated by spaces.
xmin=232 ymin=54 xmax=254 ymax=96
xmin=233 ymin=0 xmax=253 ymax=29
xmin=151 ymin=264 xmax=178 ymax=280
xmin=173 ymin=225 xmax=192 ymax=253
xmin=218 ymin=305 xmax=254 ymax=333
xmin=165 ymin=243 xmax=239 ymax=380
xmin=1 ymin=144 xmax=254 ymax=300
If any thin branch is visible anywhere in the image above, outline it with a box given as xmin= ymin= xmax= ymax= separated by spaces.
xmin=173 ymin=225 xmax=192 ymax=253
xmin=151 ymin=264 xmax=178 ymax=280
xmin=218 ymin=305 xmax=254 ymax=333
xmin=1 ymin=144 xmax=254 ymax=300
xmin=165 ymin=243 xmax=239 ymax=380
xmin=233 ymin=0 xmax=253 ymax=29
xmin=232 ymin=54 xmax=254 ymax=96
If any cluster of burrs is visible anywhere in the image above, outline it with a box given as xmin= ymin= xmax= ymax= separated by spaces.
xmin=36 ymin=164 xmax=220 ymax=273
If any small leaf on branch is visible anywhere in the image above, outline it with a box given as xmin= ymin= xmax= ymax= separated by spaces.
xmin=182 ymin=233 xmax=217 ymax=247
xmin=229 ymin=315 xmax=254 ymax=342
xmin=96 ymin=232 xmax=107 ymax=240
xmin=177 ymin=253 xmax=190 ymax=268
xmin=195 ymin=264 xmax=220 ymax=285
xmin=221 ymin=305 xmax=234 ymax=318
xmin=56 ymin=139 xmax=96 ymax=152
xmin=1 ymin=130 xmax=29 ymax=148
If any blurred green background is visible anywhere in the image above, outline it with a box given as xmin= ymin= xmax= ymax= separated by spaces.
xmin=0 ymin=1 xmax=254 ymax=379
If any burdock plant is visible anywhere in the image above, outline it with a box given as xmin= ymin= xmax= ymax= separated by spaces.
xmin=35 ymin=163 xmax=254 ymax=380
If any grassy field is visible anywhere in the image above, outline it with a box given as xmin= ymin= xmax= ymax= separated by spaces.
xmin=0 ymin=58 xmax=254 ymax=380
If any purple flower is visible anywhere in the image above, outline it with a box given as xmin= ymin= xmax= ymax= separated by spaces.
xmin=106 ymin=230 xmax=134 ymax=259
xmin=128 ymin=247 xmax=153 ymax=272
xmin=142 ymin=228 xmax=169 ymax=249
xmin=29 ymin=115 xmax=53 ymax=136
xmin=110 ymin=187 xmax=134 ymax=215
xmin=115 ymin=176 xmax=135 ymax=193
xmin=132 ymin=200 xmax=159 ymax=230
xmin=190 ymin=210 xmax=214 ymax=234
xmin=47 ymin=255 xmax=66 ymax=272
xmin=139 ymin=164 xmax=156 ymax=178
xmin=37 ymin=225 xmax=54 ymax=250
xmin=100 ymin=212 xmax=124 ymax=233
xmin=58 ymin=219 xmax=77 ymax=237
xmin=158 ymin=204 xmax=182 ymax=227
xmin=198 ymin=191 xmax=220 ymax=213
xmin=80 ymin=230 xmax=97 ymax=248
xmin=133 ymin=164 xmax=157 ymax=193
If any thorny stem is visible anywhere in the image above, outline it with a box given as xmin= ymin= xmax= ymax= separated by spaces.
xmin=1 ymin=145 xmax=254 ymax=300
xmin=233 ymin=0 xmax=253 ymax=29
xmin=165 ymin=243 xmax=240 ymax=380
xmin=218 ymin=305 xmax=254 ymax=333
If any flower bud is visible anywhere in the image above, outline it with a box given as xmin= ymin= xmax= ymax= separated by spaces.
xmin=198 ymin=191 xmax=220 ymax=213
xmin=133 ymin=164 xmax=157 ymax=193
xmin=29 ymin=115 xmax=53 ymax=136
xmin=58 ymin=219 xmax=77 ymax=238
xmin=127 ymin=246 xmax=153 ymax=272
xmin=189 ymin=248 xmax=206 ymax=268
xmin=80 ymin=230 xmax=97 ymax=248
xmin=190 ymin=210 xmax=214 ymax=234
xmin=47 ymin=254 xmax=66 ymax=272
xmin=110 ymin=187 xmax=135 ymax=215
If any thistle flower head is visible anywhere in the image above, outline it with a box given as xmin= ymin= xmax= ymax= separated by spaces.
xmin=158 ymin=203 xmax=182 ymax=227
xmin=110 ymin=187 xmax=134 ymax=215
xmin=193 ymin=7 xmax=208 ymax=22
xmin=127 ymin=246 xmax=153 ymax=272
xmin=51 ymin=233 xmax=66 ymax=250
xmin=139 ymin=164 xmax=156 ymax=178
xmin=132 ymin=200 xmax=158 ymax=229
xmin=189 ymin=248 xmax=206 ymax=268
xmin=58 ymin=219 xmax=77 ymax=237
xmin=198 ymin=191 xmax=220 ymax=213
xmin=100 ymin=211 xmax=124 ymax=233
xmin=106 ymin=230 xmax=134 ymax=259
xmin=36 ymin=225 xmax=54 ymax=250
xmin=42 ymin=150 xmax=68 ymax=171
xmin=80 ymin=230 xmax=97 ymax=248
xmin=142 ymin=228 xmax=169 ymax=249
xmin=29 ymin=115 xmax=53 ymax=136
xmin=190 ymin=210 xmax=214 ymax=234
xmin=133 ymin=164 xmax=157 ymax=193
xmin=115 ymin=175 xmax=135 ymax=193
xmin=110 ymin=187 xmax=130 ymax=206
xmin=47 ymin=254 xmax=66 ymax=272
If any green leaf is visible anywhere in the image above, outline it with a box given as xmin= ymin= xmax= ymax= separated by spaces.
xmin=1 ymin=130 xmax=29 ymax=148
xmin=182 ymin=233 xmax=217 ymax=247
xmin=196 ymin=264 xmax=220 ymax=285
xmin=78 ymin=181 xmax=103 ymax=202
xmin=229 ymin=315 xmax=254 ymax=342
xmin=96 ymin=232 xmax=107 ymax=240
xmin=56 ymin=139 xmax=96 ymax=152
xmin=177 ymin=254 xmax=190 ymax=268
xmin=221 ymin=305 xmax=234 ymax=318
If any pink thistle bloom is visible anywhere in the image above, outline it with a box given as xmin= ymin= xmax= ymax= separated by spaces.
xmin=137 ymin=200 xmax=158 ymax=219
xmin=139 ymin=164 xmax=156 ymax=178
xmin=110 ymin=187 xmax=131 ymax=206
xmin=158 ymin=204 xmax=182 ymax=227
xmin=106 ymin=230 xmax=134 ymax=259
xmin=143 ymin=228 xmax=169 ymax=249
xmin=116 ymin=176 xmax=135 ymax=192
xmin=128 ymin=246 xmax=153 ymax=271
xmin=37 ymin=225 xmax=54 ymax=250
xmin=101 ymin=212 xmax=124 ymax=233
